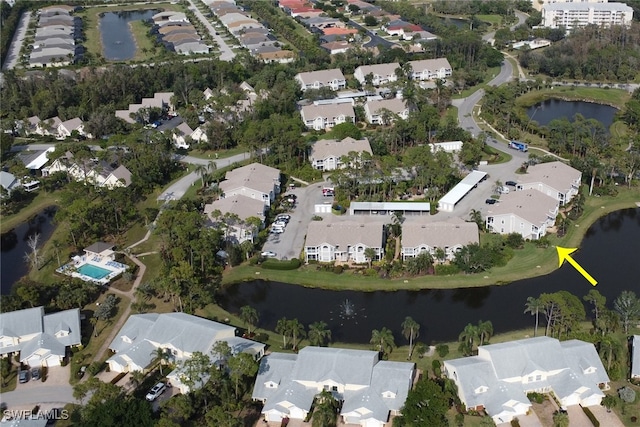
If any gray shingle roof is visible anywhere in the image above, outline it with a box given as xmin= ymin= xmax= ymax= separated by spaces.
xmin=518 ymin=161 xmax=581 ymax=193
xmin=293 ymin=347 xmax=378 ymax=386
xmin=221 ymin=163 xmax=280 ymax=195
xmin=310 ymin=137 xmax=372 ymax=162
xmin=488 ymin=189 xmax=558 ymax=226
xmin=43 ymin=308 xmax=81 ymax=347
xmin=204 ymin=194 xmax=265 ymax=221
xmin=0 ymin=307 xmax=44 ymax=353
xmin=401 ymin=218 xmax=479 ymax=249
xmin=305 ymin=220 xmax=385 ymax=249
xmin=110 ymin=165 xmax=132 ymax=186
xmin=20 ymin=332 xmax=66 ymax=363
xmin=295 ymin=69 xmax=346 ymax=87
xmin=0 ymin=171 xmax=18 ymax=192
xmin=84 ymin=241 xmax=114 ymax=254
xmin=365 ymin=98 xmax=408 ymax=116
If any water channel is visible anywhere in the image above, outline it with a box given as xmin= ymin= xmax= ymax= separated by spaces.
xmin=1 ymin=208 xmax=57 ymax=295
xmin=219 ymin=208 xmax=640 ymax=344
xmin=526 ymin=99 xmax=618 ymax=128
xmin=99 ymin=10 xmax=158 ymax=61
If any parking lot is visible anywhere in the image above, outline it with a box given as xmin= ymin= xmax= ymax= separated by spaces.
xmin=261 ymin=180 xmax=333 ymax=260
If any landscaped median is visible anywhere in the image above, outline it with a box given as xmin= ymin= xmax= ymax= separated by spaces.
xmin=222 ymin=188 xmax=640 ymax=291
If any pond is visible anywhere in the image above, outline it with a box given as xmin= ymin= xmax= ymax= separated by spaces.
xmin=526 ymin=99 xmax=618 ymax=129
xmin=99 ymin=10 xmax=158 ymax=61
xmin=436 ymin=16 xmax=469 ymax=29
xmin=219 ymin=208 xmax=640 ymax=344
xmin=1 ymin=208 xmax=57 ymax=295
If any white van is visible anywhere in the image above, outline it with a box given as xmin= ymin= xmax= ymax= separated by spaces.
xmin=499 ymin=186 xmax=510 ymax=194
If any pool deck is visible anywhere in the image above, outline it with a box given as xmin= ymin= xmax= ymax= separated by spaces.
xmin=56 ymin=255 xmax=128 ymax=285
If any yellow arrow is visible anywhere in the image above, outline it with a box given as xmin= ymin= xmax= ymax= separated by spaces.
xmin=556 ymin=246 xmax=598 ymax=286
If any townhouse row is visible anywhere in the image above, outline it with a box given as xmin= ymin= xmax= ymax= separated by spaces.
xmin=29 ymin=5 xmax=82 ymax=68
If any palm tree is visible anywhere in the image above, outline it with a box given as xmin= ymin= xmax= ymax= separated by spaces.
xmin=458 ymin=323 xmax=479 ymax=356
xmin=308 ymin=321 xmax=331 ymax=347
xmin=553 ymin=410 xmax=569 ymax=427
xmin=240 ymin=305 xmax=259 ymax=336
xmin=276 ymin=317 xmax=290 ymax=349
xmin=477 ymin=320 xmax=493 ymax=346
xmin=128 ymin=370 xmax=145 ymax=390
xmin=401 ymin=317 xmax=420 ymax=359
xmin=524 ymin=297 xmax=543 ymax=337
xmin=599 ymin=336 xmax=621 ymax=372
xmin=312 ymin=390 xmax=338 ymax=427
xmin=370 ymin=327 xmax=395 ymax=357
xmin=468 ymin=209 xmax=484 ymax=231
xmin=364 ymin=247 xmax=376 ymax=268
xmin=288 ymin=318 xmax=306 ymax=350
xmin=151 ymin=347 xmax=170 ymax=375
xmin=194 ymin=164 xmax=208 ymax=188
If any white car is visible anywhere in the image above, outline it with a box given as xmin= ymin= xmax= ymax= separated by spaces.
xmin=270 ymin=227 xmax=284 ymax=234
xmin=273 ymin=221 xmax=287 ymax=228
xmin=276 ymin=214 xmax=291 ymax=221
xmin=261 ymin=251 xmax=277 ymax=258
xmin=146 ymin=382 xmax=167 ymax=401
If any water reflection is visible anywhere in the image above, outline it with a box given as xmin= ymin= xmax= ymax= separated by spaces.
xmin=220 ymin=209 xmax=640 ymax=344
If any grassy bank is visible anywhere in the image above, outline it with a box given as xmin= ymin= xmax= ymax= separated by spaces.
xmin=222 ymin=187 xmax=640 ymax=290
xmin=515 ymin=86 xmax=630 ymax=109
xmin=0 ymin=191 xmax=58 ymax=233
xmin=80 ymin=2 xmax=182 ymax=63
xmin=452 ymin=66 xmax=502 ymax=99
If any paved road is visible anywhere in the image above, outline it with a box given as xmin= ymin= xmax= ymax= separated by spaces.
xmin=158 ymin=152 xmax=251 ymax=201
xmin=482 ymin=10 xmax=528 ymax=43
xmin=186 ymin=0 xmax=235 ymax=62
xmin=2 ymin=10 xmax=31 ymax=71
xmin=1 ymin=384 xmax=75 ymax=409
xmin=262 ymin=180 xmax=332 ymax=260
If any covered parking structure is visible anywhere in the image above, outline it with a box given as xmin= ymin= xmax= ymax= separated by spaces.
xmin=438 ymin=170 xmax=487 ymax=212
xmin=349 ymin=201 xmax=431 ymax=216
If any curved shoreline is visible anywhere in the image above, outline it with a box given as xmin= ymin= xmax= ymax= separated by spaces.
xmin=221 ymin=198 xmax=640 ymax=291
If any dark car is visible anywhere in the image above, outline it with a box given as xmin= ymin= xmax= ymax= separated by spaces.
xmin=18 ymin=370 xmax=28 ymax=383
xmin=31 ymin=367 xmax=40 ymax=381
xmin=505 ymin=180 xmax=517 ymax=187
xmin=485 ymin=198 xmax=497 ymax=205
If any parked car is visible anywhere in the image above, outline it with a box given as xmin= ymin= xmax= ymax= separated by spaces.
xmin=18 ymin=370 xmax=28 ymax=383
xmin=276 ymin=214 xmax=291 ymax=222
xmin=498 ymin=186 xmax=510 ymax=194
xmin=270 ymin=226 xmax=284 ymax=234
xmin=286 ymin=194 xmax=297 ymax=203
xmin=485 ymin=198 xmax=497 ymax=205
xmin=273 ymin=221 xmax=287 ymax=228
xmin=505 ymin=180 xmax=517 ymax=187
xmin=146 ymin=382 xmax=167 ymax=402
xmin=31 ymin=367 xmax=40 ymax=381
xmin=261 ymin=251 xmax=277 ymax=258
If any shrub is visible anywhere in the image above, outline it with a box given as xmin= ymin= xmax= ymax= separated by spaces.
xmin=511 ymin=418 xmax=521 ymax=427
xmin=504 ymin=233 xmax=525 ymax=249
xmin=87 ymin=362 xmax=105 ymax=376
xmin=311 ymin=215 xmax=323 ymax=221
xmin=527 ymin=392 xmax=545 ymax=404
xmin=110 ymin=372 xmax=126 ymax=385
xmin=333 ymin=265 xmax=344 ymax=274
xmin=618 ymin=386 xmax=636 ymax=403
xmin=436 ymin=344 xmax=449 ymax=358
xmin=581 ymin=406 xmax=599 ymax=427
xmin=261 ymin=259 xmax=301 ymax=270
xmin=435 ymin=264 xmax=460 ymax=275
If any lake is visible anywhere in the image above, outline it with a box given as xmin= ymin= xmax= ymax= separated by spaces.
xmin=219 ymin=208 xmax=640 ymax=344
xmin=100 ymin=10 xmax=158 ymax=61
xmin=526 ymin=99 xmax=618 ymax=129
xmin=1 ymin=208 xmax=57 ymax=295
xmin=436 ymin=16 xmax=469 ymax=29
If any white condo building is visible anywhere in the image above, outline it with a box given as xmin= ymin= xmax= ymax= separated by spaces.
xmin=541 ymin=2 xmax=633 ymax=29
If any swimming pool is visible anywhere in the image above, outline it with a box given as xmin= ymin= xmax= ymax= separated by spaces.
xmin=77 ymin=264 xmax=112 ymax=280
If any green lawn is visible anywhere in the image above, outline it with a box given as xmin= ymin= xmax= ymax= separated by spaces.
xmin=477 ymin=14 xmax=502 ymax=25
xmin=452 ymin=66 xmax=502 ymax=99
xmin=515 ymin=87 xmax=630 ymax=109
xmin=222 ymin=187 xmax=640 ymax=291
xmin=0 ymin=191 xmax=58 ymax=233
xmin=1 ymin=364 xmax=17 ymax=393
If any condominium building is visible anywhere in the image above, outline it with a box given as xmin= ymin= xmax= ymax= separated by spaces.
xmin=541 ymin=2 xmax=633 ymax=29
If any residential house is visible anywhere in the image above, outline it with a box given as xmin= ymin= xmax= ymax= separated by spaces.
xmin=191 ymin=124 xmax=208 ymax=143
xmin=300 ymin=103 xmax=355 ymax=130
xmin=0 ymin=171 xmax=20 ymax=194
xmin=258 ymin=50 xmax=295 ymax=64
xmin=57 ymin=117 xmax=86 ymax=139
xmin=632 ymin=335 xmax=640 ymax=379
xmin=304 ymin=220 xmax=385 ymax=263
xmin=0 ymin=306 xmax=81 ymax=367
xmin=295 ymin=69 xmax=346 ymax=91
xmin=403 ymin=30 xmax=438 ymax=41
xmin=401 ymin=218 xmax=479 ymax=261
xmin=204 ymin=195 xmax=267 ymax=243
xmin=84 ymin=242 xmax=116 ymax=261
xmin=321 ymin=41 xmax=351 ymax=55
xmin=24 ymin=116 xmax=42 ymax=134
xmin=35 ymin=116 xmax=62 ymax=136
xmin=408 ymin=58 xmax=452 ymax=81
xmin=364 ymin=98 xmax=410 ymax=124
xmin=309 ymin=137 xmax=372 ymax=171
xmin=486 ymin=189 xmax=559 ymax=240
xmin=354 ymin=63 xmax=400 ymax=86
xmin=444 ymin=337 xmax=610 ymax=424
xmin=430 ymin=140 xmax=463 ymax=153
xmin=219 ymin=162 xmax=281 ymax=206
xmin=102 ymin=165 xmax=133 ymax=189
xmin=172 ymin=122 xmax=194 ymax=149
xmin=516 ymin=161 xmax=582 ymax=206
xmin=252 ymin=347 xmax=415 ymax=426
xmin=43 ymin=154 xmax=132 ymax=189
xmin=512 ymin=38 xmax=551 ymax=50
xmin=107 ymin=312 xmax=265 ymax=393
xmin=115 ymin=92 xmax=174 ymax=124
xmin=17 ymin=147 xmax=55 ymax=171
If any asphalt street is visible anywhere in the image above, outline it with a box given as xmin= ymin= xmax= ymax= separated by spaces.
xmin=2 ymin=11 xmax=30 ymax=71
xmin=186 ymin=0 xmax=235 ymax=62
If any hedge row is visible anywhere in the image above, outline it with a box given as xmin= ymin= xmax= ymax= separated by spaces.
xmin=261 ymin=258 xmax=301 ymax=270
xmin=582 ymin=406 xmax=600 ymax=427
